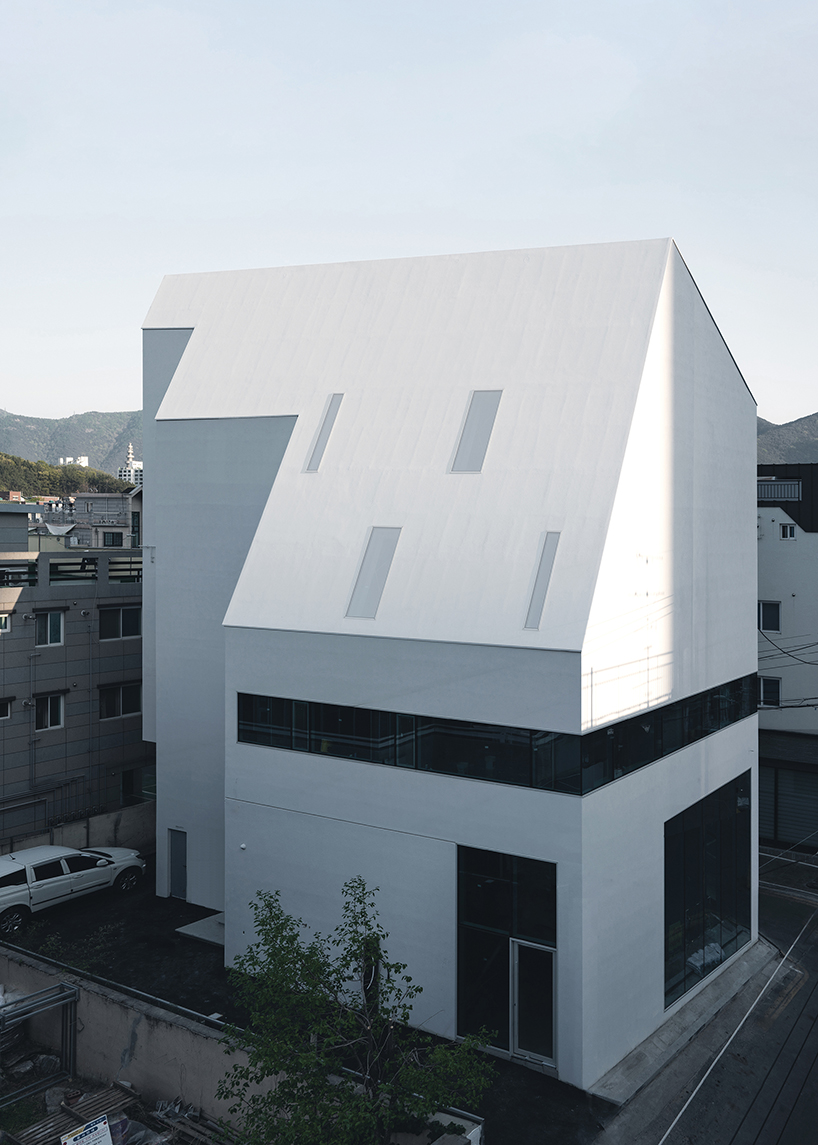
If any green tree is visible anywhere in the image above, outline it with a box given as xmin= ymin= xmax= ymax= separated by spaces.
xmin=218 ymin=877 xmax=493 ymax=1145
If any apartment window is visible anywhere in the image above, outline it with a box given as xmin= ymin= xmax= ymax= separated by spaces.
xmin=131 ymin=511 xmax=140 ymax=548
xmin=665 ymin=772 xmax=751 ymax=1005
xmin=35 ymin=694 xmax=63 ymax=730
xmin=99 ymin=683 xmax=141 ymax=720
xmin=0 ymin=614 xmax=10 ymax=634
xmin=103 ymin=532 xmax=124 ymax=547
xmin=99 ymin=606 xmax=141 ymax=640
xmin=85 ymin=502 xmax=93 ymax=513
xmin=0 ymin=699 xmax=11 ymax=719
xmin=780 ymin=524 xmax=796 ymax=540
xmin=35 ymin=611 xmax=63 ymax=646
xmin=759 ymin=677 xmax=781 ymax=707
xmin=758 ymin=601 xmax=781 ymax=632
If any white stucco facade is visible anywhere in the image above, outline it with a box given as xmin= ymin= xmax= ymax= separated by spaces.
xmin=143 ymin=240 xmax=758 ymax=1091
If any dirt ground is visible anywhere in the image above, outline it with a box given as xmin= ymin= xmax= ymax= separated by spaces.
xmin=5 ymin=854 xmax=238 ymax=1023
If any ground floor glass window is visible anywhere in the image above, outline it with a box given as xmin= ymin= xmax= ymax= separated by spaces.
xmin=664 ymin=771 xmax=751 ymax=1006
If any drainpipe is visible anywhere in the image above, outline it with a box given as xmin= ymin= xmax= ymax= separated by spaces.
xmin=28 ymin=652 xmax=41 ymax=792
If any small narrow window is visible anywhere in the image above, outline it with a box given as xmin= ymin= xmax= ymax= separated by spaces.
xmin=759 ymin=678 xmax=781 ymax=707
xmin=524 ymin=533 xmax=560 ymax=630
xmin=346 ymin=527 xmax=402 ymax=619
xmin=99 ymin=606 xmax=141 ymax=640
xmin=305 ymin=394 xmax=344 ymax=472
xmin=0 ymin=699 xmax=10 ymax=719
xmin=100 ymin=682 xmax=142 ymax=719
xmin=758 ymin=601 xmax=781 ymax=632
xmin=0 ymin=615 xmax=10 ymax=634
xmin=450 ymin=390 xmax=503 ymax=473
xmin=780 ymin=524 xmax=796 ymax=540
xmin=35 ymin=694 xmax=63 ymax=730
xmin=35 ymin=612 xmax=63 ymax=646
xmin=99 ymin=683 xmax=142 ymax=720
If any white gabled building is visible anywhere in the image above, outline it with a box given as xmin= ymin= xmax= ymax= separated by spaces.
xmin=142 ymin=239 xmax=758 ymax=1091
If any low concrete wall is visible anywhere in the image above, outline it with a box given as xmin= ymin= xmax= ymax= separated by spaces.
xmin=0 ymin=947 xmax=483 ymax=1142
xmin=0 ymin=947 xmax=241 ymax=1118
xmin=0 ymin=803 xmax=156 ymax=857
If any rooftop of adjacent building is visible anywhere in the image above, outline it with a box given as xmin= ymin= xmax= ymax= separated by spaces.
xmin=758 ymin=462 xmax=818 ymax=531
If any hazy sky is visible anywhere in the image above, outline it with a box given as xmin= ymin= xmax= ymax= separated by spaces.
xmin=2 ymin=0 xmax=816 ymax=424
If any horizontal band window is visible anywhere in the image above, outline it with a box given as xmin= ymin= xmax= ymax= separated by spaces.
xmin=237 ymin=675 xmax=757 ymax=796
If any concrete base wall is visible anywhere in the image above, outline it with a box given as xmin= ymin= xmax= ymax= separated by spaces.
xmin=0 ymin=948 xmax=240 ymax=1118
xmin=0 ymin=802 xmax=156 ymax=857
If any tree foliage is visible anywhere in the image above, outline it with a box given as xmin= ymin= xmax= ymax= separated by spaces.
xmin=0 ymin=452 xmax=131 ymax=496
xmin=218 ymin=877 xmax=493 ymax=1145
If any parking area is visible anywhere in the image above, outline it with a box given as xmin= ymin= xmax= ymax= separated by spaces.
xmin=3 ymin=854 xmax=237 ymax=1023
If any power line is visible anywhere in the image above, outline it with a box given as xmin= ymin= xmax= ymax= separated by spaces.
xmin=758 ymin=629 xmax=818 ymax=667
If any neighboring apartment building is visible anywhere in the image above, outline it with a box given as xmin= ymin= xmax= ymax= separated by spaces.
xmin=757 ymin=464 xmax=818 ymax=849
xmin=34 ymin=491 xmax=142 ymax=550
xmin=143 ymin=239 xmax=758 ymax=1092
xmin=0 ymin=502 xmax=154 ymax=852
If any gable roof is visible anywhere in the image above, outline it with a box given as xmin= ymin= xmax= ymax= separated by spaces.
xmin=146 ymin=240 xmax=674 ymax=651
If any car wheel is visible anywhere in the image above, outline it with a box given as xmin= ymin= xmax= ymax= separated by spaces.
xmin=114 ymin=869 xmax=141 ymax=894
xmin=0 ymin=906 xmax=29 ymax=938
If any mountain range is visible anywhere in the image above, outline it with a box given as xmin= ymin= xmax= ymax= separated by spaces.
xmin=0 ymin=409 xmax=141 ymax=475
xmin=0 ymin=406 xmax=815 ymax=473
xmin=757 ymin=411 xmax=818 ymax=464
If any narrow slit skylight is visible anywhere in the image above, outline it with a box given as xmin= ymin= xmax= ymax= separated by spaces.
xmin=346 ymin=527 xmax=402 ymax=619
xmin=525 ymin=532 xmax=560 ymax=630
xmin=450 ymin=390 xmax=503 ymax=473
xmin=305 ymin=393 xmax=343 ymax=472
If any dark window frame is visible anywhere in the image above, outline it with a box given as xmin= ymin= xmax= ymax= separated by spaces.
xmin=34 ymin=693 xmax=63 ymax=731
xmin=99 ymin=682 xmax=142 ymax=720
xmin=35 ymin=611 xmax=63 ymax=646
xmin=758 ymin=601 xmax=781 ymax=632
xmin=98 ymin=606 xmax=141 ymax=641
xmin=758 ymin=677 xmax=781 ymax=707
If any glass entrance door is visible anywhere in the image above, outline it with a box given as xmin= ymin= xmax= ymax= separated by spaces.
xmin=512 ymin=940 xmax=554 ymax=1060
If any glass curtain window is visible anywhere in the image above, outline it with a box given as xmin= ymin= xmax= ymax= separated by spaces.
xmin=237 ymin=675 xmax=756 ymax=797
xmin=457 ymin=846 xmax=556 ymax=1056
xmin=664 ymin=772 xmax=751 ymax=1006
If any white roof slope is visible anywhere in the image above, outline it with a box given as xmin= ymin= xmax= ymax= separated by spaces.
xmin=146 ymin=240 xmax=679 ymax=651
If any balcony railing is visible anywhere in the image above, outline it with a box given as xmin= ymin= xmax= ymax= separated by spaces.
xmin=0 ymin=562 xmax=37 ymax=587
xmin=49 ymin=558 xmax=99 ymax=583
xmin=108 ymin=556 xmax=142 ymax=584
xmin=0 ymin=553 xmax=142 ymax=588
xmin=758 ymin=480 xmax=801 ymax=501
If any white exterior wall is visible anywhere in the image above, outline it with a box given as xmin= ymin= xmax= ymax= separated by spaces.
xmin=757 ymin=506 xmax=818 ymax=734
xmin=147 ymin=416 xmax=295 ymax=907
xmin=577 ymin=718 xmax=757 ymax=1087
xmin=583 ymin=247 xmax=757 ymax=728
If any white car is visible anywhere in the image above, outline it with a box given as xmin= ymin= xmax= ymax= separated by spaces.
xmin=0 ymin=845 xmax=145 ymax=937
